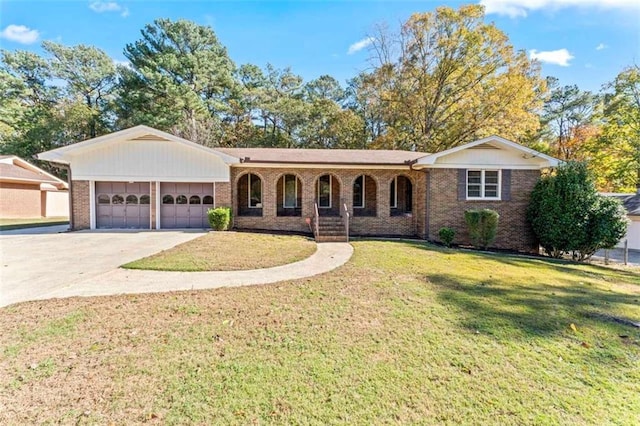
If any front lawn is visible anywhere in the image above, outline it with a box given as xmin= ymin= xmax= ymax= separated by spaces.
xmin=0 ymin=216 xmax=68 ymax=231
xmin=122 ymin=231 xmax=317 ymax=271
xmin=1 ymin=240 xmax=639 ymax=424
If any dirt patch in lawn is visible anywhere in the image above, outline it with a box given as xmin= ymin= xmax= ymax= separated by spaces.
xmin=121 ymin=231 xmax=317 ymax=271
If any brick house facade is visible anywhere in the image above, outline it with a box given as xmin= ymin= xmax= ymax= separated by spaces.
xmin=0 ymin=155 xmax=69 ymax=219
xmin=37 ymin=126 xmax=559 ymax=253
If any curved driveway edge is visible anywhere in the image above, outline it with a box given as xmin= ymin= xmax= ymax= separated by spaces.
xmin=28 ymin=242 xmax=354 ymax=303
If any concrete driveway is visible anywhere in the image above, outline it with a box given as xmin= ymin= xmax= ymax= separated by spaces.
xmin=0 ymin=229 xmax=205 ymax=307
xmin=1 ymin=228 xmax=354 ymax=308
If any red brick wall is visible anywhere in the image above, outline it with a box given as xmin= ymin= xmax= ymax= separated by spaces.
xmin=426 ymin=168 xmax=539 ymax=252
xmin=71 ymin=180 xmax=90 ymax=230
xmin=214 ymin=182 xmax=231 ymax=208
xmin=230 ymin=167 xmax=427 ymax=237
xmin=0 ymin=182 xmax=42 ymax=218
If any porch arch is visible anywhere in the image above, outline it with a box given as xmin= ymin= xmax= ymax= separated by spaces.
xmin=315 ymin=173 xmax=341 ymax=216
xmin=390 ymin=174 xmax=413 ymax=216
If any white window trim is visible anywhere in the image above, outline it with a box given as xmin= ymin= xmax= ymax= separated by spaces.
xmin=354 ymin=175 xmax=365 ymax=209
xmin=390 ymin=177 xmax=398 ymax=208
xmin=466 ymin=169 xmax=501 ymax=200
xmin=283 ymin=175 xmax=298 ymax=208
xmin=248 ymin=174 xmax=262 ymax=208
xmin=318 ymin=175 xmax=332 ymax=208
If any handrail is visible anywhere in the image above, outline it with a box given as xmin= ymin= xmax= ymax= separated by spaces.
xmin=342 ymin=200 xmax=350 ymax=243
xmin=314 ymin=201 xmax=320 ymax=239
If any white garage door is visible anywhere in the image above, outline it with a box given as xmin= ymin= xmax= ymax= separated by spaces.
xmin=96 ymin=182 xmax=150 ymax=229
xmin=160 ymin=183 xmax=214 ymax=228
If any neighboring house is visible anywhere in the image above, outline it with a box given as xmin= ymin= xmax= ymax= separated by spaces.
xmin=603 ymin=191 xmax=640 ymax=251
xmin=0 ymin=155 xmax=69 ymax=219
xmin=36 ymin=125 xmax=559 ymax=252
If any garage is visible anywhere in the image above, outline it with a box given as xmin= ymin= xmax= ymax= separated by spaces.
xmin=96 ymin=181 xmax=150 ymax=229
xmin=160 ymin=182 xmax=213 ymax=228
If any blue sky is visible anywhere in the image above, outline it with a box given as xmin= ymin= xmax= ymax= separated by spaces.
xmin=1 ymin=0 xmax=638 ymax=92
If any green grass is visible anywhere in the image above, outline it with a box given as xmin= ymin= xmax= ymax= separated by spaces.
xmin=0 ymin=216 xmax=68 ymax=230
xmin=122 ymin=231 xmax=317 ymax=271
xmin=1 ymin=240 xmax=638 ymax=424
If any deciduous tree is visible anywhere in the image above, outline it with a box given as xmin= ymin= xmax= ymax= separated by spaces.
xmin=357 ymin=5 xmax=544 ymax=152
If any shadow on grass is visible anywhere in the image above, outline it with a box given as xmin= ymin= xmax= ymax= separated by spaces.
xmin=394 ymin=239 xmax=640 ymax=284
xmin=429 ymin=273 xmax=640 ymax=339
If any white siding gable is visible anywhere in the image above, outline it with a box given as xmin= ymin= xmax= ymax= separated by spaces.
xmin=71 ymin=138 xmax=230 ymax=182
xmin=414 ymin=136 xmax=559 ymax=170
xmin=432 ymin=144 xmax=549 ymax=168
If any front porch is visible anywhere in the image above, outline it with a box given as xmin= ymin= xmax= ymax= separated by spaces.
xmin=230 ymin=167 xmax=426 ymax=238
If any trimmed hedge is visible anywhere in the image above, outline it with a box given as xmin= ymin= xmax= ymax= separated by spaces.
xmin=207 ymin=207 xmax=231 ymax=231
xmin=438 ymin=227 xmax=456 ymax=247
xmin=464 ymin=209 xmax=499 ymax=250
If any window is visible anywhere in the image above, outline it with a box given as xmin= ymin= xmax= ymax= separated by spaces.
xmin=283 ymin=175 xmax=297 ymax=208
xmin=162 ymin=195 xmax=174 ymax=204
xmin=353 ymin=175 xmax=365 ymax=208
xmin=318 ymin=175 xmax=331 ymax=208
xmin=203 ymin=195 xmax=213 ymax=205
xmin=189 ymin=195 xmax=201 ymax=205
xmin=140 ymin=195 xmax=150 ymax=205
xmin=112 ymin=195 xmax=124 ymax=205
xmin=97 ymin=194 xmax=110 ymax=204
xmin=467 ymin=170 xmax=500 ymax=199
xmin=389 ymin=177 xmax=397 ymax=208
xmin=248 ymin=174 xmax=262 ymax=207
xmin=126 ymin=195 xmax=138 ymax=204
xmin=176 ymin=195 xmax=188 ymax=205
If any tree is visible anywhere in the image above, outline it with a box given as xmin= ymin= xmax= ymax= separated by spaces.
xmin=0 ymin=50 xmax=62 ymax=165
xmin=43 ymin=41 xmax=117 ymax=139
xmin=537 ymin=77 xmax=598 ymax=161
xmin=527 ymin=162 xmax=628 ymax=260
xmin=117 ymin=19 xmax=236 ymax=145
xmin=357 ymin=4 xmax=544 ymax=152
xmin=588 ymin=65 xmax=640 ymax=192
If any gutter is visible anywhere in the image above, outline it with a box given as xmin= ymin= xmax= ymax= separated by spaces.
xmin=235 ymin=158 xmax=421 ymax=167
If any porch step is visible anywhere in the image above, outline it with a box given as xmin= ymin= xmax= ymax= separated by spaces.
xmin=314 ymin=216 xmax=348 ymax=242
xmin=316 ymin=235 xmax=349 ymax=243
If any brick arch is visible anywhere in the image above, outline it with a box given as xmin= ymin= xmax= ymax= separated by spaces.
xmin=233 ymin=170 xmax=266 ymax=187
xmin=275 ymin=172 xmax=304 ymax=217
xmin=352 ymin=173 xmax=378 ymax=217
xmin=235 ymin=171 xmax=264 ymax=217
xmin=389 ymin=173 xmax=414 ymax=216
xmin=314 ymin=172 xmax=342 ymax=216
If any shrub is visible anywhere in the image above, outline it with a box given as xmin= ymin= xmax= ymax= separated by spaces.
xmin=464 ymin=209 xmax=499 ymax=250
xmin=438 ymin=227 xmax=456 ymax=247
xmin=207 ymin=207 xmax=231 ymax=231
xmin=527 ymin=161 xmax=628 ymax=260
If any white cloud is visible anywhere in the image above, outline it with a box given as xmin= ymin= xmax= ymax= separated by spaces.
xmin=347 ymin=37 xmax=375 ymax=55
xmin=0 ymin=24 xmax=40 ymax=44
xmin=529 ymin=48 xmax=574 ymax=66
xmin=89 ymin=1 xmax=129 ymax=17
xmin=480 ymin=0 xmax=639 ymax=18
xmin=113 ymin=59 xmax=131 ymax=69
xmin=596 ymin=43 xmax=607 ymax=50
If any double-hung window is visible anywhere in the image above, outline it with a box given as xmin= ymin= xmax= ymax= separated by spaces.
xmin=467 ymin=170 xmax=500 ymax=200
